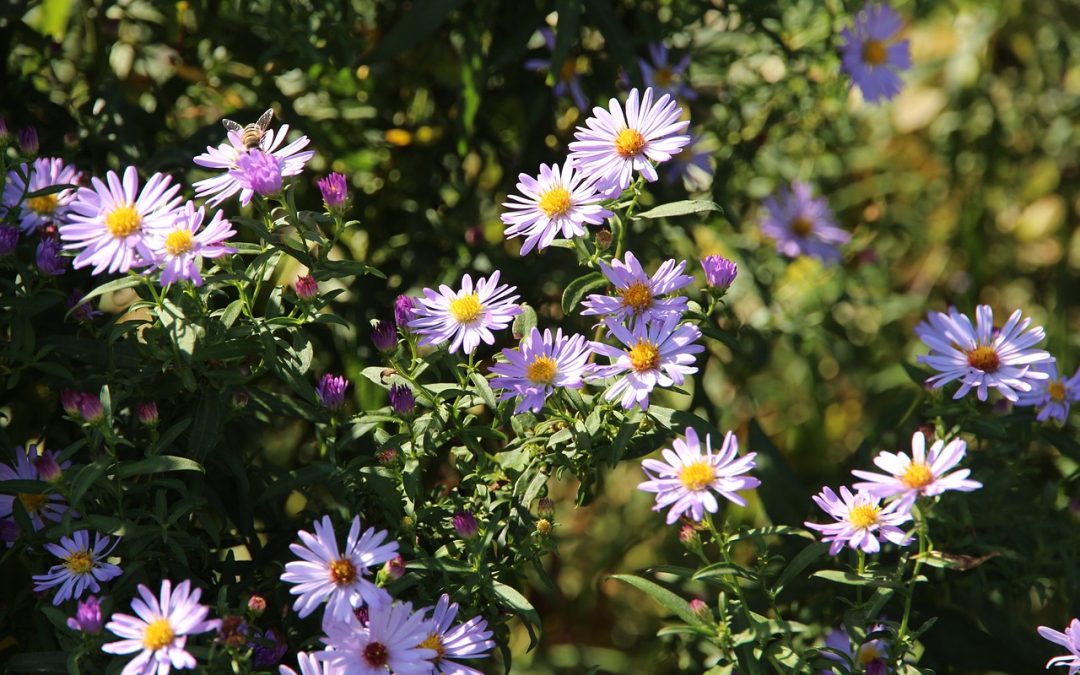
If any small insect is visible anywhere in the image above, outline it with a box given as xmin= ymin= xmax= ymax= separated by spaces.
xmin=222 ymin=108 xmax=274 ymax=150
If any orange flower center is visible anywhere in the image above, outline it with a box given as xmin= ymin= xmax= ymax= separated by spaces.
xmin=164 ymin=230 xmax=195 ymax=256
xmin=559 ymin=58 xmax=577 ymax=82
xmin=653 ymin=67 xmax=675 ymax=87
xmin=538 ymin=186 xmax=572 ymax=219
xmin=1048 ymin=380 xmax=1066 ymax=402
xmin=64 ymin=550 xmax=95 ymax=575
xmin=857 ymin=642 xmax=884 ymax=665
xmin=628 ymin=338 xmax=661 ymax=373
xmin=848 ymin=504 xmax=880 ymax=529
xmin=900 ymin=463 xmax=933 ymax=489
xmin=449 ymin=293 xmax=483 ymax=324
xmin=419 ymin=633 xmax=446 ymax=660
xmin=678 ymin=461 xmax=714 ymax=491
xmin=143 ymin=618 xmax=175 ymax=651
xmin=966 ymin=345 xmax=1000 ymax=373
xmin=614 ymin=128 xmax=647 ymax=158
xmin=526 ymin=356 xmax=558 ymax=385
xmin=619 ymin=281 xmax=653 ymax=314
xmin=16 ymin=492 xmax=46 ymax=514
xmin=862 ymin=39 xmax=888 ymax=66
xmin=328 ymin=558 xmax=357 ymax=586
xmin=27 ymin=195 xmax=59 ymax=215
xmin=790 ymin=216 xmax=814 ymax=237
xmin=105 ymin=205 xmax=142 ymax=238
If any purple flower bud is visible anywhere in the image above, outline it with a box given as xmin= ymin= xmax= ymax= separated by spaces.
xmin=452 ymin=511 xmax=479 ymax=539
xmin=393 ymin=294 xmax=417 ymax=328
xmin=78 ymin=393 xmax=104 ymax=423
xmin=383 ymin=554 xmax=407 ymax=579
xmin=33 ymin=450 xmax=63 ymax=483
xmin=66 ymin=596 xmax=104 ymax=635
xmin=316 ymin=373 xmax=348 ymax=410
xmin=537 ymin=497 xmax=554 ymax=517
xmin=294 ymin=274 xmax=318 ymax=301
xmin=0 ymin=227 xmax=19 ymax=257
xmin=17 ymin=127 xmax=38 ymax=155
xmin=249 ymin=628 xmax=288 ymax=668
xmin=317 ymin=172 xmax=349 ymax=210
xmin=388 ymin=384 xmax=415 ymax=416
xmin=371 ymin=320 xmax=397 ymax=352
xmin=66 ymin=290 xmax=102 ymax=323
xmin=0 ymin=518 xmax=21 ymax=546
xmin=35 ymin=238 xmax=67 ymax=276
xmin=702 ymin=255 xmax=737 ymax=290
xmin=136 ymin=402 xmax=159 ymax=426
xmin=689 ymin=598 xmax=709 ymax=617
xmin=60 ymin=389 xmax=83 ymax=417
xmin=232 ymin=149 xmax=283 ymax=196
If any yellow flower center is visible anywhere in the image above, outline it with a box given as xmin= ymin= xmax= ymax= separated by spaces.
xmin=653 ymin=66 xmax=674 ymax=87
xmin=900 ymin=462 xmax=934 ymax=490
xmin=143 ymin=618 xmax=175 ymax=651
xmin=966 ymin=345 xmax=1000 ymax=373
xmin=1048 ymin=380 xmax=1066 ymax=402
xmin=64 ymin=550 xmax=95 ymax=575
xmin=419 ymin=633 xmax=446 ymax=660
xmin=628 ymin=338 xmax=661 ymax=373
xmin=790 ymin=216 xmax=814 ymax=237
xmin=449 ymin=293 xmax=483 ymax=324
xmin=27 ymin=194 xmax=59 ymax=215
xmin=526 ymin=356 xmax=558 ymax=385
xmin=619 ymin=281 xmax=653 ymax=314
xmin=614 ymin=128 xmax=647 ymax=158
xmin=16 ymin=492 xmax=46 ymax=514
xmin=848 ymin=504 xmax=880 ymax=530
xmin=105 ymin=205 xmax=142 ymax=238
xmin=538 ymin=186 xmax=572 ymax=219
xmin=678 ymin=461 xmax=714 ymax=491
xmin=857 ymin=643 xmax=883 ymax=665
xmin=862 ymin=39 xmax=888 ymax=66
xmin=164 ymin=230 xmax=195 ymax=256
xmin=328 ymin=558 xmax=357 ymax=586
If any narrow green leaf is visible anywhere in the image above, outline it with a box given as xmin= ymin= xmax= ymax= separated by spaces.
xmin=117 ymin=456 xmax=204 ymax=479
xmin=774 ymin=542 xmax=830 ymax=594
xmin=610 ymin=573 xmax=703 ymax=626
xmin=634 ymin=200 xmax=722 ymax=220
xmin=561 ymin=271 xmax=607 ymax=315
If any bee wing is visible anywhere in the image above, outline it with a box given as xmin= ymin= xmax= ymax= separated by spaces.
xmin=222 ymin=119 xmax=244 ymax=133
xmin=255 ymin=108 xmax=274 ymax=131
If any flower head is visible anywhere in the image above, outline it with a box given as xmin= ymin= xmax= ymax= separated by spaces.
xmin=295 ymin=275 xmax=318 ymax=301
xmin=246 ymin=595 xmax=267 ymax=616
xmin=638 ymin=427 xmax=760 ymax=524
xmin=761 ymin=181 xmax=850 ymax=264
xmin=318 ymin=173 xmax=349 ymax=210
xmin=59 ymin=166 xmax=183 ymax=275
xmin=144 ymin=202 xmax=235 ymax=286
xmin=68 ymin=595 xmax=105 ymax=635
xmin=18 ymin=126 xmax=38 ymax=155
xmin=383 ymin=554 xmax=407 ymax=580
xmin=409 ymin=272 xmax=522 ymax=354
xmin=3 ymin=158 xmax=82 ymax=232
xmin=371 ymin=320 xmax=398 ymax=352
xmin=230 ymin=150 xmax=284 ymax=197
xmin=852 ymin=431 xmax=982 ymax=508
xmin=193 ymin=123 xmax=314 ymax=207
xmin=568 ymin=87 xmax=691 ymax=194
xmin=319 ymin=601 xmax=435 ymax=675
xmin=102 ymin=579 xmax=222 ymax=675
xmin=417 ymin=594 xmax=495 ymax=674
xmin=915 ymin=305 xmax=1053 ymax=402
xmin=451 ymin=512 xmax=479 ymax=539
xmin=840 ymin=3 xmax=912 ymax=104
xmin=32 ymin=530 xmax=121 ymax=605
xmin=1038 ymin=618 xmax=1080 ymax=674
xmin=316 ymin=374 xmax=349 ymax=410
xmin=0 ymin=444 xmax=70 ymax=531
xmin=489 ymin=327 xmax=591 ymax=413
xmin=394 ymin=295 xmax=417 ymax=328
xmin=389 ymin=385 xmax=416 ymax=416
xmin=33 ymin=448 xmax=65 ymax=483
xmin=639 ymin=42 xmax=695 ymax=101
xmin=581 ymin=251 xmax=693 ymax=327
xmin=79 ymin=393 xmax=104 ymax=422
xmin=280 ymin=515 xmax=399 ymax=622
xmin=804 ymin=486 xmax=912 ymax=555
xmin=36 ymin=237 xmax=67 ymax=276
xmin=701 ymin=255 xmax=737 ymax=290
xmin=280 ymin=652 xmax=341 ymax=675
xmin=823 ymin=625 xmax=889 ymax=675
xmin=136 ymin=402 xmax=159 ymax=426
xmin=524 ymin=28 xmax=589 ymax=109
xmin=500 ymin=159 xmax=611 ymax=255
xmin=588 ymin=316 xmax=703 ymax=410
xmin=1015 ymin=361 xmax=1080 ymax=423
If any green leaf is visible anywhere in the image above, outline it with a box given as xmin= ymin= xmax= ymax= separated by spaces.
xmin=634 ymin=200 xmax=722 ymax=220
xmin=811 ymin=570 xmax=902 ymax=589
xmin=70 ymin=275 xmax=144 ymax=316
xmin=774 ymin=542 xmax=830 ymax=594
xmin=25 ymin=182 xmax=79 ymax=198
xmin=117 ymin=456 xmax=204 ymax=479
xmin=492 ymin=581 xmax=541 ymax=644
xmin=0 ymin=479 xmax=47 ymax=495
xmin=610 ymin=573 xmax=703 ymax=626
xmin=512 ymin=302 xmax=538 ymax=340
xmin=5 ymin=651 xmax=68 ymax=673
xmin=369 ymin=0 xmax=469 ymax=62
xmin=69 ymin=459 xmax=110 ymax=506
xmin=561 ymin=271 xmax=607 ymax=315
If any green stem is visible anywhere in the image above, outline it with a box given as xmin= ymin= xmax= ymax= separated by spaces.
xmin=895 ymin=507 xmax=929 ymax=666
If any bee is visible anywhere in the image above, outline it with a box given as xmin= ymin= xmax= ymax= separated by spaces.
xmin=222 ymin=108 xmax=274 ymax=150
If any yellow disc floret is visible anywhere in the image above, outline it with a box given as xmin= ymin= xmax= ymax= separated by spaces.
xmin=105 ymin=205 xmax=142 ymax=238
xmin=848 ymin=504 xmax=881 ymax=529
xmin=614 ymin=128 xmax=647 ymax=158
xmin=27 ymin=195 xmax=59 ymax=215
xmin=449 ymin=293 xmax=483 ymax=324
xmin=328 ymin=558 xmax=357 ymax=586
xmin=678 ymin=461 xmax=715 ymax=491
xmin=628 ymin=338 xmax=661 ymax=373
xmin=17 ymin=492 xmax=47 ymax=514
xmin=966 ymin=345 xmax=1000 ymax=373
xmin=164 ymin=230 xmax=195 ymax=256
xmin=619 ymin=281 xmax=653 ymax=314
xmin=862 ymin=39 xmax=888 ymax=66
xmin=143 ymin=618 xmax=175 ymax=651
xmin=64 ymin=550 xmax=95 ymax=575
xmin=538 ymin=186 xmax=572 ymax=219
xmin=790 ymin=216 xmax=814 ymax=237
xmin=1048 ymin=380 xmax=1066 ymax=402
xmin=419 ymin=633 xmax=446 ymax=661
xmin=900 ymin=463 xmax=934 ymax=490
xmin=526 ymin=356 xmax=558 ymax=385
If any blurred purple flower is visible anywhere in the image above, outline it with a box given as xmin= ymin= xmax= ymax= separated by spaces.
xmin=371 ymin=320 xmax=397 ymax=352
xmin=250 ymin=628 xmax=289 ymax=668
xmin=0 ymin=227 xmax=18 ymax=257
xmin=639 ymin=42 xmax=696 ymax=101
xmin=761 ymin=181 xmax=850 ymax=264
xmin=230 ymin=149 xmax=283 ymax=197
xmin=317 ymin=172 xmax=349 ymax=210
xmin=394 ymin=294 xmax=417 ymax=328
xmin=452 ymin=511 xmax=479 ymax=539
xmin=524 ymin=28 xmax=588 ymax=109
xmin=840 ymin=3 xmax=911 ymax=104
xmin=35 ymin=237 xmax=67 ymax=276
xmin=66 ymin=290 xmax=102 ymax=323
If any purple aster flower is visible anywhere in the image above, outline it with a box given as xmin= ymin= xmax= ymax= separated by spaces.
xmin=59 ymin=166 xmax=183 ymax=275
xmin=569 ymin=87 xmax=691 ymax=195
xmin=915 ymin=305 xmax=1053 ymax=402
xmin=701 ymin=255 xmax=737 ymax=290
xmin=193 ymin=122 xmax=314 ymax=206
xmin=280 ymin=515 xmax=399 ymax=622
xmin=1038 ymin=618 xmax=1080 ymax=674
xmin=823 ymin=625 xmax=889 ymax=675
xmin=33 ymin=530 xmax=122 ymax=605
xmin=0 ymin=226 xmax=18 ymax=256
xmin=36 ymin=237 xmax=67 ymax=276
xmin=761 ymin=181 xmax=850 ymax=264
xmin=251 ymin=628 xmax=289 ymax=668
xmin=840 ymin=3 xmax=912 ymax=104
xmin=371 ymin=320 xmax=397 ymax=352
xmin=638 ymin=427 xmax=759 ymax=524
xmin=451 ymin=511 xmax=479 ymax=539
xmin=67 ymin=289 xmax=103 ymax=323
xmin=588 ymin=315 xmax=704 ymax=411
xmin=318 ymin=601 xmax=436 ymax=675
xmin=103 ymin=579 xmax=222 ymax=675
xmin=418 ymin=594 xmax=495 ymax=674
xmin=230 ymin=149 xmax=284 ymax=197
xmin=318 ymin=172 xmax=349 ymax=211
xmin=394 ymin=294 xmax=417 ymax=328
xmin=804 ymin=486 xmax=913 ymax=556
xmin=581 ymin=251 xmax=693 ymax=328
xmin=852 ymin=431 xmax=982 ymax=509
xmin=409 ymin=271 xmax=522 ymax=354
xmin=145 ymin=201 xmax=235 ymax=286
xmin=524 ymin=28 xmax=589 ymax=110
xmin=388 ymin=385 xmax=415 ymax=415
xmin=280 ymin=651 xmax=341 ymax=675
xmin=0 ymin=444 xmax=70 ymax=531
xmin=500 ymin=159 xmax=612 ymax=255
xmin=638 ymin=42 xmax=696 ymax=101
xmin=3 ymin=157 xmax=82 ymax=232
xmin=18 ymin=126 xmax=38 ymax=155
xmin=68 ymin=595 xmax=105 ymax=635
xmin=1015 ymin=361 xmax=1080 ymax=423
xmin=489 ymin=327 xmax=591 ymax=413
xmin=665 ymin=134 xmax=713 ymax=191
xmin=316 ymin=373 xmax=349 ymax=410
xmin=294 ymin=274 xmax=318 ymax=301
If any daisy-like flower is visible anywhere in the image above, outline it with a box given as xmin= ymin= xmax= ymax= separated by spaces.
xmin=319 ymin=601 xmax=436 ymax=675
xmin=638 ymin=42 xmax=696 ymax=101
xmin=417 ymin=594 xmax=495 ymax=675
xmin=144 ymin=202 xmax=235 ymax=286
xmin=280 ymin=515 xmax=399 ymax=622
xmin=823 ymin=625 xmax=889 ymax=675
xmin=804 ymin=486 xmax=912 ymax=555
xmin=1038 ymin=618 xmax=1080 ymax=674
xmin=500 ymin=160 xmax=612 ymax=255
xmin=760 ymin=181 xmax=850 ymax=264
xmin=280 ymin=652 xmax=342 ymax=675
xmin=568 ymin=87 xmax=690 ymax=194
xmin=102 ymin=579 xmax=221 ymax=675
xmin=665 ymin=134 xmax=713 ymax=192
xmin=59 ymin=166 xmax=183 ymax=275
xmin=852 ymin=431 xmax=982 ymax=508
xmin=524 ymin=28 xmax=589 ymax=110
xmin=0 ymin=444 xmax=70 ymax=531
xmin=408 ymin=272 xmax=522 ymax=354
xmin=1016 ymin=361 xmax=1080 ymax=423
xmin=637 ymin=427 xmax=760 ymax=524
xmin=840 ymin=3 xmax=912 ymax=104
xmin=581 ymin=251 xmax=693 ymax=327
xmin=193 ymin=123 xmax=314 ymax=207
xmin=588 ymin=315 xmax=703 ymax=411
xmin=489 ymin=327 xmax=591 ymax=413
xmin=32 ymin=530 xmax=122 ymax=605
xmin=915 ymin=305 xmax=1053 ymax=402
xmin=2 ymin=157 xmax=82 ymax=232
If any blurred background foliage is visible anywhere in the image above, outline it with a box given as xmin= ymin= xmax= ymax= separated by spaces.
xmin=3 ymin=0 xmax=1080 ymax=672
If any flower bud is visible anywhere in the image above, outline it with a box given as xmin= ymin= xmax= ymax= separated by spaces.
xmin=247 ymin=594 xmax=267 ymax=616
xmin=317 ymin=172 xmax=349 ymax=211
xmin=316 ymin=373 xmax=348 ymax=410
xmin=35 ymin=238 xmax=66 ymax=276
xmin=371 ymin=320 xmax=397 ymax=352
xmin=0 ymin=227 xmax=18 ymax=257
xmin=452 ymin=511 xmax=479 ymax=539
xmin=537 ymin=497 xmax=554 ymax=517
xmin=383 ymin=554 xmax=406 ymax=580
xmin=294 ymin=274 xmax=318 ymax=301
xmin=17 ymin=126 xmax=38 ymax=155
xmin=702 ymin=255 xmax=737 ymax=290
xmin=66 ymin=596 xmax=104 ymax=635
xmin=231 ymin=389 xmax=250 ymax=410
xmin=595 ymin=228 xmax=613 ymax=251
xmin=78 ymin=393 xmax=104 ymax=423
xmin=689 ymin=598 xmax=710 ymax=618
xmin=33 ymin=450 xmax=62 ymax=483
xmin=136 ymin=402 xmax=159 ymax=426
xmin=376 ymin=447 xmax=398 ymax=465
xmin=388 ymin=384 xmax=415 ymax=416
xmin=394 ymin=294 xmax=417 ymax=328
xmin=60 ymin=389 xmax=83 ymax=417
